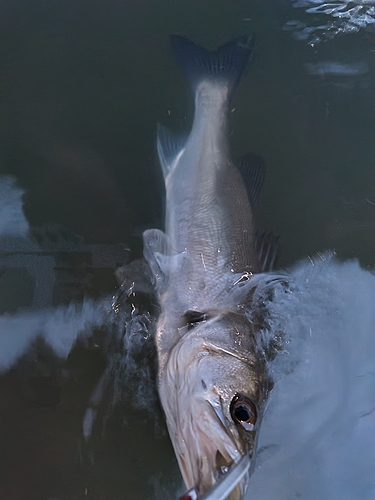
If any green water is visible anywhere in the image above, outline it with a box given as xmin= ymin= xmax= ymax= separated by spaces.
xmin=1 ymin=0 xmax=375 ymax=498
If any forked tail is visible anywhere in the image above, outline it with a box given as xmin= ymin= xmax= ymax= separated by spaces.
xmin=169 ymin=34 xmax=255 ymax=97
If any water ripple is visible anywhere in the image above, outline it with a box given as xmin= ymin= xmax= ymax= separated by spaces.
xmin=285 ymin=0 xmax=375 ymax=43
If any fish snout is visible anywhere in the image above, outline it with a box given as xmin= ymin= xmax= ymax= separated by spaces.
xmin=179 ymin=453 xmax=251 ymax=500
xmin=176 ymin=405 xmax=251 ymax=499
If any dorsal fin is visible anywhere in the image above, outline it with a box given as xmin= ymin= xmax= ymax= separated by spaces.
xmin=235 ymin=153 xmax=266 ymax=208
xmin=157 ymin=124 xmax=186 ymax=179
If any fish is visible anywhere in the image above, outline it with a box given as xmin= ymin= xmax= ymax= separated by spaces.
xmin=143 ymin=35 xmax=278 ymax=499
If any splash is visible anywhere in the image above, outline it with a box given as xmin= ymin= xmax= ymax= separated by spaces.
xmin=248 ymin=253 xmax=375 ymax=499
xmin=82 ymin=271 xmax=158 ymax=439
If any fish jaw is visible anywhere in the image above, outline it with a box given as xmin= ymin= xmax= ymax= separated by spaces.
xmin=175 ymin=398 xmax=242 ymax=493
xmin=160 ymin=381 xmax=250 ymax=499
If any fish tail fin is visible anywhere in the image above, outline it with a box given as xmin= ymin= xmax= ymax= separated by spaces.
xmin=169 ymin=34 xmax=255 ymax=95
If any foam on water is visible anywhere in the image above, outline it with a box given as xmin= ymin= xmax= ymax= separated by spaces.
xmin=0 ymin=299 xmax=108 ymax=371
xmin=248 ymin=253 xmax=375 ymax=499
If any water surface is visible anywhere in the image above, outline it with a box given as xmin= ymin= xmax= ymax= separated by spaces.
xmin=1 ymin=1 xmax=375 ymax=498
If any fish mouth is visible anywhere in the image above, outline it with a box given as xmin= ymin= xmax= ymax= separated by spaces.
xmin=180 ymin=455 xmax=251 ymax=500
xmin=175 ymin=400 xmax=251 ymax=500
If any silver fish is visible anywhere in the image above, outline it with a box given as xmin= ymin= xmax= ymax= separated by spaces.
xmin=143 ymin=35 xmax=278 ymax=499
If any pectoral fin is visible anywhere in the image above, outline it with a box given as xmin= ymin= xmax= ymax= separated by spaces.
xmin=157 ymin=124 xmax=186 ymax=179
xmin=143 ymin=228 xmax=170 ymax=292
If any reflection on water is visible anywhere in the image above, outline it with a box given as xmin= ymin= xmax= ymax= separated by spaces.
xmin=304 ymin=60 xmax=369 ymax=76
xmin=1 ymin=0 xmax=375 ymax=498
xmin=286 ymin=0 xmax=375 ymax=44
xmin=0 ymin=177 xmax=167 ymax=499
xmin=0 ymin=177 xmax=29 ymax=237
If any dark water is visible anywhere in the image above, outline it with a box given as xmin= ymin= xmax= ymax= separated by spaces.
xmin=1 ymin=1 xmax=375 ymax=498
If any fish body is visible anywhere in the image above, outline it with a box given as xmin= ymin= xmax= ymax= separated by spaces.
xmin=143 ymin=35 xmax=275 ymax=499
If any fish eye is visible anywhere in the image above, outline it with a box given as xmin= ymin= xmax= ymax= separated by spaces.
xmin=230 ymin=394 xmax=257 ymax=431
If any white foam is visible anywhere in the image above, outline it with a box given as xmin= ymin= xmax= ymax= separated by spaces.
xmin=248 ymin=254 xmax=375 ymax=499
xmin=0 ymin=299 xmax=107 ymax=371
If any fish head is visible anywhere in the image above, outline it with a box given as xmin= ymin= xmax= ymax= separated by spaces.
xmin=159 ymin=313 xmax=269 ymax=499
